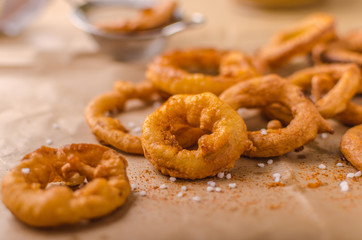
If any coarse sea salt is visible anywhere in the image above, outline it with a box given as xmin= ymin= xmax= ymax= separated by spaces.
xmin=217 ymin=172 xmax=225 ymax=179
xmin=355 ymin=171 xmax=362 ymax=177
xmin=226 ymin=173 xmax=232 ymax=179
xmin=340 ymin=181 xmax=349 ymax=192
xmin=215 ymin=187 xmax=222 ymax=192
xmin=207 ymin=181 xmax=216 ymax=187
xmin=207 ymin=186 xmax=214 ymax=192
xmin=267 ymin=159 xmax=273 ymax=164
xmin=159 ymin=184 xmax=167 ymax=189
xmin=346 ymin=173 xmax=355 ymax=178
xmin=139 ymin=191 xmax=147 ymax=196
xmin=21 ymin=168 xmax=30 ymax=174
xmin=131 ymin=183 xmax=137 ymax=191
xmin=336 ymin=163 xmax=343 ymax=167
xmin=181 ymin=186 xmax=187 ymax=191
xmin=257 ymin=163 xmax=265 ymax=168
xmin=192 ymin=196 xmax=201 ymax=202
xmin=260 ymin=128 xmax=267 ymax=135
xmin=228 ymin=183 xmax=237 ymax=189
xmin=318 ymin=164 xmax=326 ymax=170
xmin=321 ymin=133 xmax=329 ymax=139
xmin=169 ymin=177 xmax=176 ymax=182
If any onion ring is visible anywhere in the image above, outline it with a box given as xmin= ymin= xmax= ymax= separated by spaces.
xmin=336 ymin=103 xmax=362 ymax=126
xmin=146 ymin=48 xmax=263 ymax=95
xmin=141 ymin=92 xmax=252 ymax=179
xmin=96 ymin=0 xmax=177 ymax=33
xmin=85 ymin=81 xmax=160 ymax=155
xmin=341 ymin=124 xmax=362 ymax=170
xmin=1 ymin=144 xmax=130 ymax=227
xmin=288 ymin=64 xmax=360 ymax=118
xmin=219 ymin=74 xmax=333 ymax=158
xmin=258 ymin=13 xmax=335 ymax=68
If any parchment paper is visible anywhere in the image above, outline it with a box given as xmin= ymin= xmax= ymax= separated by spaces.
xmin=1 ymin=0 xmax=362 ymax=239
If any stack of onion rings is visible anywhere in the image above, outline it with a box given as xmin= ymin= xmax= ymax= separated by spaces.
xmin=146 ymin=48 xmax=263 ymax=95
xmin=142 ymin=92 xmax=252 ymax=179
xmin=341 ymin=124 xmax=362 ymax=170
xmin=96 ymin=0 xmax=177 ymax=33
xmin=257 ymin=13 xmax=336 ymax=68
xmin=288 ymin=64 xmax=360 ymax=118
xmin=85 ymin=81 xmax=161 ymax=155
xmin=219 ymin=74 xmax=333 ymax=158
xmin=1 ymin=144 xmax=130 ymax=227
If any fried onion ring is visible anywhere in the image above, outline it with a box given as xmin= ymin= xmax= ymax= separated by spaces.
xmin=146 ymin=48 xmax=263 ymax=95
xmin=336 ymin=103 xmax=362 ymax=126
xmin=85 ymin=81 xmax=160 ymax=154
xmin=288 ymin=64 xmax=360 ymax=118
xmin=96 ymin=0 xmax=177 ymax=33
xmin=141 ymin=92 xmax=252 ymax=179
xmin=258 ymin=13 xmax=335 ymax=68
xmin=1 ymin=144 xmax=130 ymax=227
xmin=219 ymin=74 xmax=333 ymax=158
xmin=341 ymin=124 xmax=362 ymax=170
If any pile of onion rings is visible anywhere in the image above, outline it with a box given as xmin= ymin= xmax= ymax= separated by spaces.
xmin=96 ymin=0 xmax=177 ymax=33
xmin=146 ymin=48 xmax=263 ymax=95
xmin=141 ymin=92 xmax=252 ymax=179
xmin=219 ymin=74 xmax=333 ymax=157
xmin=1 ymin=144 xmax=130 ymax=227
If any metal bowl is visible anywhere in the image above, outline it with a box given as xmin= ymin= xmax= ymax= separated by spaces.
xmin=71 ymin=0 xmax=204 ymax=61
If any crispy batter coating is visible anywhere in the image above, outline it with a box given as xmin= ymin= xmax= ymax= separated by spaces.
xmin=258 ymin=13 xmax=336 ymax=68
xmin=146 ymin=48 xmax=263 ymax=95
xmin=219 ymin=74 xmax=333 ymax=158
xmin=85 ymin=81 xmax=159 ymax=154
xmin=288 ymin=64 xmax=360 ymax=118
xmin=96 ymin=0 xmax=177 ymax=33
xmin=1 ymin=144 xmax=130 ymax=227
xmin=141 ymin=92 xmax=252 ymax=179
xmin=341 ymin=124 xmax=362 ymax=170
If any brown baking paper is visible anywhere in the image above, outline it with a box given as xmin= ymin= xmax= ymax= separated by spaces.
xmin=1 ymin=0 xmax=362 ymax=239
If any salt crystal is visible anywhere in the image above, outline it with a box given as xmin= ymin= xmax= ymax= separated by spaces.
xmin=217 ymin=172 xmax=225 ymax=179
xmin=181 ymin=186 xmax=187 ymax=191
xmin=267 ymin=159 xmax=273 ymax=165
xmin=215 ymin=187 xmax=222 ymax=192
xmin=260 ymin=128 xmax=267 ymax=135
xmin=46 ymin=139 xmax=53 ymax=145
xmin=206 ymin=186 xmax=214 ymax=192
xmin=340 ymin=181 xmax=349 ymax=192
xmin=228 ymin=183 xmax=237 ymax=189
xmin=207 ymin=181 xmax=216 ymax=187
xmin=226 ymin=173 xmax=232 ymax=179
xmin=355 ymin=171 xmax=362 ymax=177
xmin=321 ymin=133 xmax=328 ymax=139
xmin=139 ymin=191 xmax=147 ymax=196
xmin=169 ymin=177 xmax=176 ymax=182
xmin=318 ymin=164 xmax=326 ymax=170
xmin=131 ymin=183 xmax=137 ymax=191
xmin=346 ymin=173 xmax=355 ymax=178
xmin=257 ymin=163 xmax=265 ymax=168
xmin=192 ymin=196 xmax=201 ymax=202
xmin=336 ymin=163 xmax=343 ymax=167
xmin=159 ymin=184 xmax=167 ymax=189
xmin=21 ymin=168 xmax=30 ymax=174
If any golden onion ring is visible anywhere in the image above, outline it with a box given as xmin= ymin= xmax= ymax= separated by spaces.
xmin=142 ymin=92 xmax=252 ymax=179
xmin=219 ymin=74 xmax=333 ymax=158
xmin=1 ymin=144 xmax=130 ymax=227
xmin=146 ymin=48 xmax=263 ymax=95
